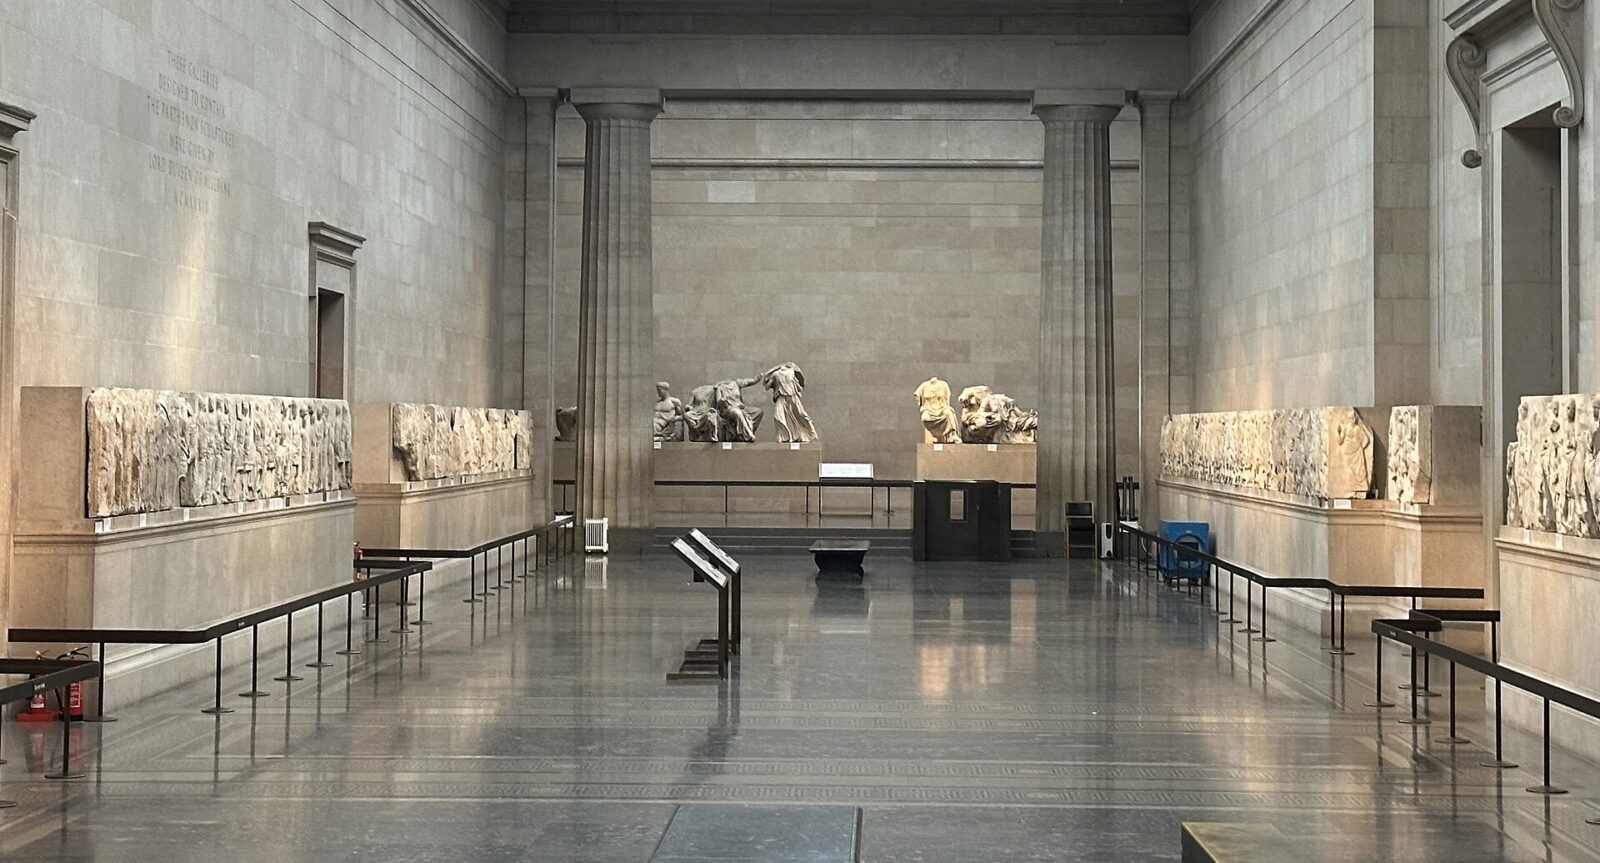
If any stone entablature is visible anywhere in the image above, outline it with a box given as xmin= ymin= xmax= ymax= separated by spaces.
xmin=87 ymin=388 xmax=351 ymax=518
xmin=1160 ymin=407 xmax=1375 ymax=502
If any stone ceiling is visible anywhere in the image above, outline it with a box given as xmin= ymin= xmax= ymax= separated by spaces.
xmin=504 ymin=1 xmax=1192 ymax=35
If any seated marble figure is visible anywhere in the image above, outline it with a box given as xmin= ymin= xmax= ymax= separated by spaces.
xmin=682 ymin=376 xmax=765 ymax=443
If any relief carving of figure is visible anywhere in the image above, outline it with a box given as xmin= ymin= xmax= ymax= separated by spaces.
xmin=554 ymin=406 xmax=578 ymax=442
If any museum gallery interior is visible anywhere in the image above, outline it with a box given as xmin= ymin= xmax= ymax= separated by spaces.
xmin=6 ymin=0 xmax=1600 ymax=860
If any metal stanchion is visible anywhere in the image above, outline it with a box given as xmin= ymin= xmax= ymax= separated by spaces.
xmin=391 ymin=575 xmax=413 ymax=634
xmin=1328 ymin=592 xmax=1354 ymax=656
xmin=1441 ymin=661 xmax=1469 ymax=745
xmin=273 ymin=612 xmax=303 ymax=682
xmin=464 ymin=555 xmax=482 ymax=603
xmin=1363 ymin=633 xmax=1394 ymax=708
xmin=1526 ymin=698 xmax=1567 ymax=795
xmin=1398 ymin=644 xmax=1430 ymax=726
xmin=201 ymin=637 xmax=234 ymax=715
xmin=335 ymin=593 xmax=362 ymax=656
xmin=1221 ymin=571 xmax=1240 ymax=624
xmin=412 ymin=569 xmax=431 ymax=626
xmin=1238 ymin=578 xmax=1260 ymax=634
xmin=307 ymin=602 xmax=332 ymax=669
xmin=239 ymin=625 xmax=268 ymax=698
xmin=1253 ymin=587 xmax=1275 ymax=643
xmin=44 ymin=690 xmax=85 ymax=780
xmin=84 ymin=642 xmax=116 ymax=723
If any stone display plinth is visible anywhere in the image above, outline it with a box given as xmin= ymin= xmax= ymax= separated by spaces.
xmin=655 ymin=442 xmax=821 ymax=514
xmin=916 ymin=443 xmax=1036 ymax=484
xmin=1159 ymin=476 xmax=1483 ymax=636
xmin=352 ymin=403 xmax=538 ymax=551
xmin=13 ymin=387 xmax=355 ymax=704
xmin=1496 ymin=529 xmax=1600 ymax=754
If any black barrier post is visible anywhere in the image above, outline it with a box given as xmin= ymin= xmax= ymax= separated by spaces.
xmin=477 ymin=549 xmax=491 ymax=597
xmin=44 ymin=689 xmax=84 ymax=780
xmin=366 ymin=592 xmax=387 ymax=644
xmin=240 ymin=625 xmax=267 ymax=698
xmin=413 ymin=569 xmax=431 ymax=626
xmin=391 ymin=574 xmax=413 ymax=634
xmin=464 ymin=555 xmax=481 ymax=604
xmin=85 ymin=641 xmax=115 ymax=723
xmin=1364 ymin=633 xmax=1394 ymax=708
xmin=493 ymin=546 xmax=505 ymax=592
xmin=1253 ymin=587 xmax=1275 ymax=643
xmin=1399 ymin=645 xmax=1430 ymax=726
xmin=1442 ymin=661 xmax=1468 ymax=745
xmin=0 ymin=719 xmax=15 ymax=808
xmin=274 ymin=612 xmax=303 ymax=683
xmin=201 ymin=637 xmax=233 ymax=714
xmin=1481 ymin=623 xmax=1516 ymax=769
xmin=336 ymin=594 xmax=361 ymax=656
xmin=307 ymin=602 xmax=332 ymax=669
xmin=1527 ymin=698 xmax=1567 ymax=794
xmin=1328 ymin=592 xmax=1354 ymax=656
xmin=1239 ymin=578 xmax=1259 ymax=635
xmin=1222 ymin=570 xmax=1240 ymax=624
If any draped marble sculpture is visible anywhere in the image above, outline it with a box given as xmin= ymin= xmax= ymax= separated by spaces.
xmin=957 ymin=385 xmax=1038 ymax=445
xmin=761 ymin=362 xmax=819 ymax=443
xmin=1504 ymin=393 xmax=1600 ymax=537
xmin=391 ymin=403 xmax=536 ymax=482
xmin=1159 ymin=407 xmax=1375 ymax=501
xmin=86 ymin=388 xmax=352 ymax=518
xmin=915 ymin=377 xmax=961 ymax=444
xmin=684 ymin=377 xmax=764 ymax=443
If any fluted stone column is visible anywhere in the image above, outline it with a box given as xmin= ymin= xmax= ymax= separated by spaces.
xmin=573 ymin=90 xmax=661 ymax=537
xmin=1033 ymin=92 xmax=1123 ymax=545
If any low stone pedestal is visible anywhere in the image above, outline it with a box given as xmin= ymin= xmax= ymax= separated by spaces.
xmin=1160 ymin=477 xmax=1484 ymax=636
xmin=916 ymin=443 xmax=1035 ymax=519
xmin=352 ymin=403 xmax=538 ymax=550
xmin=12 ymin=387 xmax=355 ymax=704
xmin=655 ymin=442 xmax=821 ymax=515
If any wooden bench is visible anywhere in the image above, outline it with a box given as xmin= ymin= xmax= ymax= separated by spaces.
xmin=809 ymin=539 xmax=870 ymax=578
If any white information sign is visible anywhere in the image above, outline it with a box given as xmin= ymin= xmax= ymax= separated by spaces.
xmin=819 ymin=462 xmax=874 ymax=479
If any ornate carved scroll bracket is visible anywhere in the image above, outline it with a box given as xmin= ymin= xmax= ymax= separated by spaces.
xmin=1531 ymin=0 xmax=1585 ymax=129
xmin=1446 ymin=34 xmax=1489 ymax=168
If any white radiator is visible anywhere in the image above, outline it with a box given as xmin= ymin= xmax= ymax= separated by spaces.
xmin=584 ymin=517 xmax=609 ymax=553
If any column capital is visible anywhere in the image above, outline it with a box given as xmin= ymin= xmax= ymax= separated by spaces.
xmin=571 ymin=88 xmax=663 ymax=122
xmin=1031 ymin=89 xmax=1127 ymax=125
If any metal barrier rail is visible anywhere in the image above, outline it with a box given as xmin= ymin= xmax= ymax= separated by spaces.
xmin=9 ymin=559 xmax=431 ymax=717
xmin=0 ymin=658 xmax=103 ymax=795
xmin=1115 ymin=523 xmax=1484 ymax=654
xmin=1372 ymin=612 xmax=1600 ymax=803
xmin=361 ymin=514 xmax=576 ymax=604
xmin=553 ymin=478 xmax=1038 ymax=517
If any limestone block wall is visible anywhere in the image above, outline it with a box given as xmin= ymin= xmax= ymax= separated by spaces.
xmin=553 ymin=100 xmax=1144 ymax=480
xmin=1187 ymin=0 xmax=1376 ymax=408
xmin=0 ymin=0 xmax=512 ymax=405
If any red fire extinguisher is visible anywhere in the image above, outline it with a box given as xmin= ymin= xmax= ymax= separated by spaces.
xmin=17 ymin=651 xmax=59 ymax=723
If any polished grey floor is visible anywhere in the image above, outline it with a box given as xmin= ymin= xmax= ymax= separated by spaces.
xmin=2 ymin=553 xmax=1599 ymax=861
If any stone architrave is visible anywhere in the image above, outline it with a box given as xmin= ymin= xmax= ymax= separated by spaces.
xmin=1034 ymin=92 xmax=1123 ymax=535
xmin=573 ymin=90 xmax=661 ymax=529
xmin=914 ymin=377 xmax=961 ymax=444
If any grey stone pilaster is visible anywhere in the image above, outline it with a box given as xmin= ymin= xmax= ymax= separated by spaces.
xmin=520 ymin=89 xmax=559 ymax=521
xmin=1033 ymin=93 xmax=1123 ymax=540
xmin=573 ymin=90 xmax=661 ymax=531
xmin=1137 ymin=93 xmax=1174 ymax=527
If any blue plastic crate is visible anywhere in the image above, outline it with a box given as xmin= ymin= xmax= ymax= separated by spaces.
xmin=1157 ymin=520 xmax=1211 ymax=582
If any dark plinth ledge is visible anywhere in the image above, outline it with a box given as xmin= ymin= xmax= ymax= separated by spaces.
xmin=1181 ymin=822 xmax=1289 ymax=863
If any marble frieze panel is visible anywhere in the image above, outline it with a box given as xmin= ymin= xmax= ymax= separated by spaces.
xmin=1159 ymin=407 xmax=1375 ymax=502
xmin=86 ymin=388 xmax=352 ymax=518
xmin=1505 ymin=394 xmax=1600 ymax=537
xmin=390 ymin=403 xmax=536 ymax=482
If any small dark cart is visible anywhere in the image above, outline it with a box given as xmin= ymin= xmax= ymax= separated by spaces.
xmin=809 ymin=539 xmax=870 ymax=578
